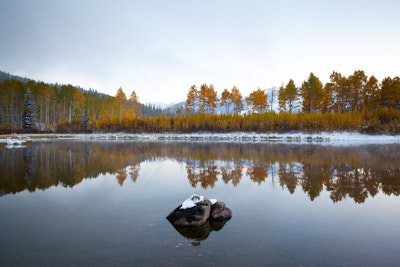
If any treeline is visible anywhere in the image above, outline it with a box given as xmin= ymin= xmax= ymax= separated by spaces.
xmin=184 ymin=71 xmax=400 ymax=114
xmin=0 ymin=76 xmax=168 ymax=133
xmin=0 ymin=70 xmax=399 ymax=134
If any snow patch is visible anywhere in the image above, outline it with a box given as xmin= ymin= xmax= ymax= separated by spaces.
xmin=81 ymin=132 xmax=400 ymax=146
xmin=209 ymin=198 xmax=218 ymax=205
xmin=181 ymin=194 xmax=204 ymax=209
xmin=0 ymin=138 xmax=29 ymax=148
xmin=1 ymin=132 xmax=399 ymax=146
xmin=180 ymin=194 xmax=218 ymax=209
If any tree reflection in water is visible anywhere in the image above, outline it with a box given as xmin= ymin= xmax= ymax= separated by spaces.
xmin=1 ymin=141 xmax=399 ymax=203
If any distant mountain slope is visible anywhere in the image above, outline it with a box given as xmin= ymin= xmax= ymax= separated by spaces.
xmin=165 ymin=101 xmax=186 ymax=110
xmin=0 ymin=70 xmax=111 ymax=98
xmin=0 ymin=70 xmax=30 ymax=83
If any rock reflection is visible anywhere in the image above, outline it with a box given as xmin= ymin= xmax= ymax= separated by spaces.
xmin=1 ymin=141 xmax=400 ymax=203
xmin=169 ymin=219 xmax=230 ymax=246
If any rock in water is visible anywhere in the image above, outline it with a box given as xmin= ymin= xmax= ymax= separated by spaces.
xmin=166 ymin=199 xmax=212 ymax=227
xmin=166 ymin=195 xmax=232 ymax=228
xmin=210 ymin=201 xmax=232 ymax=221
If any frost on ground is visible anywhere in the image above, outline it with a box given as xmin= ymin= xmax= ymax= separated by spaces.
xmin=0 ymin=132 xmax=399 ymax=147
xmin=81 ymin=132 xmax=400 ymax=145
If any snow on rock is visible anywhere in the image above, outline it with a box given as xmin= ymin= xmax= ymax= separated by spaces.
xmin=180 ymin=194 xmax=218 ymax=209
xmin=181 ymin=194 xmax=206 ymax=209
xmin=167 ymin=194 xmax=232 ymax=228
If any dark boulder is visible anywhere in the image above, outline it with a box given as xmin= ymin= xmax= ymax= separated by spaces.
xmin=166 ymin=199 xmax=212 ymax=227
xmin=167 ymin=195 xmax=232 ymax=244
xmin=210 ymin=201 xmax=233 ymax=221
xmin=166 ymin=194 xmax=232 ymax=229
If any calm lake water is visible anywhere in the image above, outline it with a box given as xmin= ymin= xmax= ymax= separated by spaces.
xmin=1 ymin=140 xmax=400 ymax=266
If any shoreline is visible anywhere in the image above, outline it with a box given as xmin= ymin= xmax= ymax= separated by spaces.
xmin=1 ymin=132 xmax=400 ymax=147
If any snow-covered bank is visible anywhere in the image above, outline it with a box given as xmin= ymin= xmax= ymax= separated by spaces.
xmin=0 ymin=138 xmax=29 ymax=148
xmin=0 ymin=132 xmax=399 ymax=147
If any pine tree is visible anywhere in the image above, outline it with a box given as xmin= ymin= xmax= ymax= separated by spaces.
xmin=80 ymin=106 xmax=91 ymax=132
xmin=21 ymin=88 xmax=37 ymax=130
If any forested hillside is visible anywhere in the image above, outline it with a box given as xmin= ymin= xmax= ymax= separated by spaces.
xmin=0 ymin=70 xmax=399 ymax=134
xmin=0 ymin=71 xmax=168 ymax=132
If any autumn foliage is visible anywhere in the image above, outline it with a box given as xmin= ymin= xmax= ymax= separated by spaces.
xmin=0 ymin=70 xmax=400 ymax=134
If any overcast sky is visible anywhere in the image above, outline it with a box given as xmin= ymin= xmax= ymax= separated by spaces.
xmin=1 ymin=0 xmax=399 ymax=103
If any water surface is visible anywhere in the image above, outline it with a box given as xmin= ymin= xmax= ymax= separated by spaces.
xmin=1 ymin=141 xmax=399 ymax=266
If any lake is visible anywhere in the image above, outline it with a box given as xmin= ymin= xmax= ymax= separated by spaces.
xmin=1 ymin=140 xmax=400 ymax=266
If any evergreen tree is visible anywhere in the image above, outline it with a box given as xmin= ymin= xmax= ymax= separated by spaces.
xmin=21 ymin=88 xmax=37 ymax=130
xmin=80 ymin=106 xmax=92 ymax=132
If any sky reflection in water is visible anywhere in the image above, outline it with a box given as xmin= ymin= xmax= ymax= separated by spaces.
xmin=0 ymin=141 xmax=400 ymax=266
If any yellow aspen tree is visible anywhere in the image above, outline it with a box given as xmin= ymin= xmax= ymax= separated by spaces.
xmin=246 ymin=88 xmax=268 ymax=113
xmin=221 ymin=88 xmax=232 ymax=113
xmin=129 ymin=90 xmax=141 ymax=117
xmin=231 ymin=86 xmax=243 ymax=114
xmin=186 ymin=85 xmax=198 ymax=113
xmin=115 ymin=87 xmax=127 ymax=121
